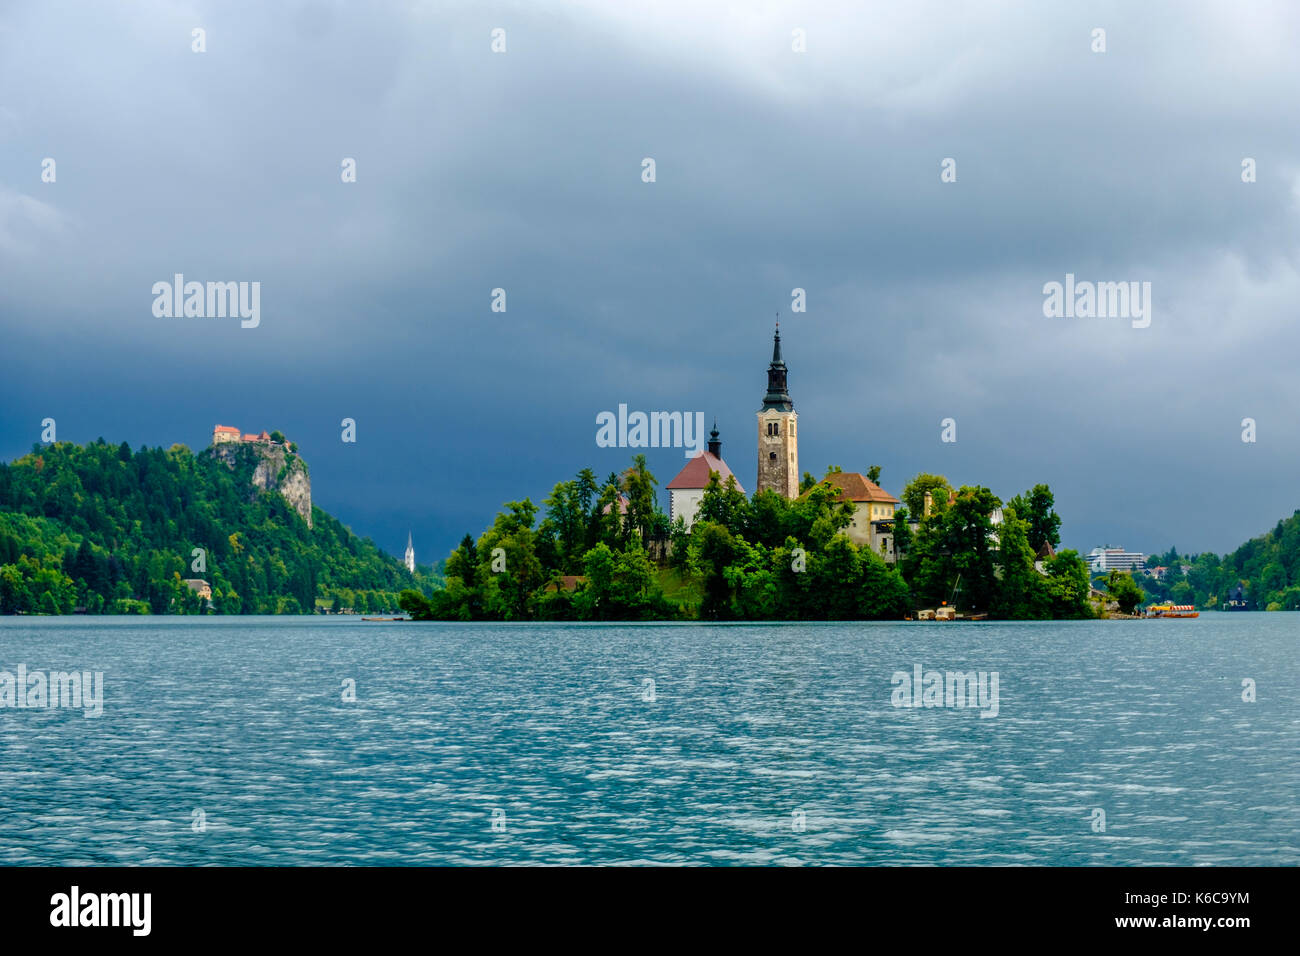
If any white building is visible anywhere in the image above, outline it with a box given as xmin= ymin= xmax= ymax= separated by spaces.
xmin=1084 ymin=547 xmax=1145 ymax=573
xmin=404 ymin=532 xmax=415 ymax=573
xmin=666 ymin=424 xmax=743 ymax=531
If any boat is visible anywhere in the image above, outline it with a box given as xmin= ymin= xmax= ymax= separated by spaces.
xmin=361 ymin=616 xmax=407 ymax=622
xmin=1144 ymin=604 xmax=1199 ymax=619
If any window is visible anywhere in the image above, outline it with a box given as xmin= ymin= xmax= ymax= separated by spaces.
xmin=766 ymin=421 xmax=780 ymax=437
xmin=769 ymin=452 xmax=777 ymax=460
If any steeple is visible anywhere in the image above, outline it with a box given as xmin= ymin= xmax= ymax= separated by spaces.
xmin=707 ymin=420 xmax=721 ymax=457
xmin=761 ymin=322 xmax=793 ymax=412
xmin=404 ymin=532 xmax=415 ymax=573
xmin=756 ymin=321 xmax=799 ymax=498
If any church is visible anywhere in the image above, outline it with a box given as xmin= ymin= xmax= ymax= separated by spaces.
xmin=667 ymin=325 xmax=798 ymax=528
xmin=666 ymin=325 xmax=902 ymax=561
xmin=666 ymin=423 xmax=743 ymax=530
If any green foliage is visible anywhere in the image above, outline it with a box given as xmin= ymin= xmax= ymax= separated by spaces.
xmin=0 ymin=439 xmax=436 ymax=615
xmin=1106 ymin=570 xmax=1145 ymax=615
xmin=400 ymin=461 xmax=1083 ymax=623
xmin=1007 ymin=484 xmax=1062 ymax=554
xmin=901 ymin=473 xmax=954 ymax=518
xmin=1136 ymin=510 xmax=1300 ymax=611
xmin=904 ymin=485 xmax=1001 ymax=611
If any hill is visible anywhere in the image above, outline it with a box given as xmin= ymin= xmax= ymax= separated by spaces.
xmin=1137 ymin=510 xmax=1300 ymax=611
xmin=0 ymin=438 xmax=439 ymax=614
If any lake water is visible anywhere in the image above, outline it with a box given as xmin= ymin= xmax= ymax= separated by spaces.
xmin=0 ymin=616 xmax=1296 ymax=865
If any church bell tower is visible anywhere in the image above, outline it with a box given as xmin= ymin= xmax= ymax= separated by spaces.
xmin=757 ymin=324 xmax=798 ymax=498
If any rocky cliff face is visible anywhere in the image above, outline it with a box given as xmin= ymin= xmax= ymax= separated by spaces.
xmin=208 ymin=442 xmax=313 ymax=528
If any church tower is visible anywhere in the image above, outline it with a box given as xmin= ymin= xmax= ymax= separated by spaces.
xmin=757 ymin=324 xmax=799 ymax=498
xmin=404 ymin=532 xmax=415 ymax=573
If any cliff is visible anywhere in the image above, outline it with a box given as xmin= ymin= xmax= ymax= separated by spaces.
xmin=207 ymin=441 xmax=313 ymax=528
xmin=0 ymin=438 xmax=438 ymax=615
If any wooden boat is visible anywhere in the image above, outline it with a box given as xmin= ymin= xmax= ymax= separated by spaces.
xmin=361 ymin=616 xmax=406 ymax=622
xmin=1144 ymin=604 xmax=1199 ymax=619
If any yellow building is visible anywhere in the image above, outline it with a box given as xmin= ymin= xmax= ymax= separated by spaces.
xmin=817 ymin=471 xmax=901 ymax=560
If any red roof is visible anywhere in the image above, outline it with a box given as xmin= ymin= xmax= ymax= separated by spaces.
xmin=667 ymin=451 xmax=744 ymax=492
xmin=817 ymin=472 xmax=899 ymax=504
xmin=213 ymin=425 xmax=240 ymax=435
xmin=601 ymin=494 xmax=630 ymax=515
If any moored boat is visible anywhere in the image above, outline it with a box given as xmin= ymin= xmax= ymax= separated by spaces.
xmin=1144 ymin=604 xmax=1199 ymax=619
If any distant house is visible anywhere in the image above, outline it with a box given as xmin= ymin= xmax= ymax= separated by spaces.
xmin=666 ymin=424 xmax=743 ymax=531
xmin=545 ymin=575 xmax=587 ymax=593
xmin=182 ymin=579 xmax=212 ymax=602
xmin=601 ymin=494 xmax=631 ymax=516
xmin=814 ymin=471 xmax=901 ymax=561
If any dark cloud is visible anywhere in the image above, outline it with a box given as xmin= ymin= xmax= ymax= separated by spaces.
xmin=2 ymin=0 xmax=1298 ymax=562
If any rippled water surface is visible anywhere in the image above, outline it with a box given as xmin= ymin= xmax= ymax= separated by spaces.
xmin=0 ymin=616 xmax=1296 ymax=865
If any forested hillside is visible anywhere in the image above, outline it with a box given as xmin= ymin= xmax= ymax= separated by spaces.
xmin=1138 ymin=510 xmax=1300 ymax=610
xmin=0 ymin=439 xmax=438 ymax=614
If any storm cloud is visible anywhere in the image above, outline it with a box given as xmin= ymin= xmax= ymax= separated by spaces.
xmin=2 ymin=0 xmax=1298 ymax=562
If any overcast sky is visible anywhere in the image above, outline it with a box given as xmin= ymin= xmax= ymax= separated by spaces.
xmin=3 ymin=0 xmax=1299 ymax=563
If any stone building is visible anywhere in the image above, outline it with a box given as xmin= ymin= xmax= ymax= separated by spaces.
xmin=756 ymin=325 xmax=799 ymax=498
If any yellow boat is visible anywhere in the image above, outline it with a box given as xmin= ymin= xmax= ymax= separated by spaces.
xmin=1145 ymin=604 xmax=1199 ymax=619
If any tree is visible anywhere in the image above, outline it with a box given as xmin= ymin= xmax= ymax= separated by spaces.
xmin=866 ymin=465 xmax=882 ymax=484
xmin=932 ymin=486 xmax=1001 ymax=612
xmin=1106 ymin=570 xmax=1145 ymax=615
xmin=696 ymin=473 xmax=748 ymax=532
xmin=1042 ymin=550 xmax=1094 ymax=618
xmin=477 ymin=500 xmax=543 ymax=620
xmin=901 ymin=474 xmax=954 ymax=519
xmin=888 ymin=506 xmax=912 ymax=558
xmin=620 ymin=455 xmax=660 ymax=545
xmin=1007 ymin=484 xmax=1061 ymax=553
xmin=688 ymin=522 xmax=744 ymax=620
xmin=993 ymin=509 xmax=1047 ymax=619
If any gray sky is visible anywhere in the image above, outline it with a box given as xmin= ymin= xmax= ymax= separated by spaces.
xmin=2 ymin=0 xmax=1299 ymax=563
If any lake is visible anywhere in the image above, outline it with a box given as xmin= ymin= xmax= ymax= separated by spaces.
xmin=0 ymin=615 xmax=1295 ymax=865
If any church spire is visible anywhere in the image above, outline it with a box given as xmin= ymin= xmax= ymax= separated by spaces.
xmin=761 ymin=322 xmax=793 ymax=412
xmin=707 ymin=420 xmax=721 ymax=457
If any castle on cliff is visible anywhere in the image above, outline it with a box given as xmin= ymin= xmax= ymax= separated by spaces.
xmin=207 ymin=424 xmax=312 ymax=529
xmin=213 ymin=425 xmax=277 ymax=446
